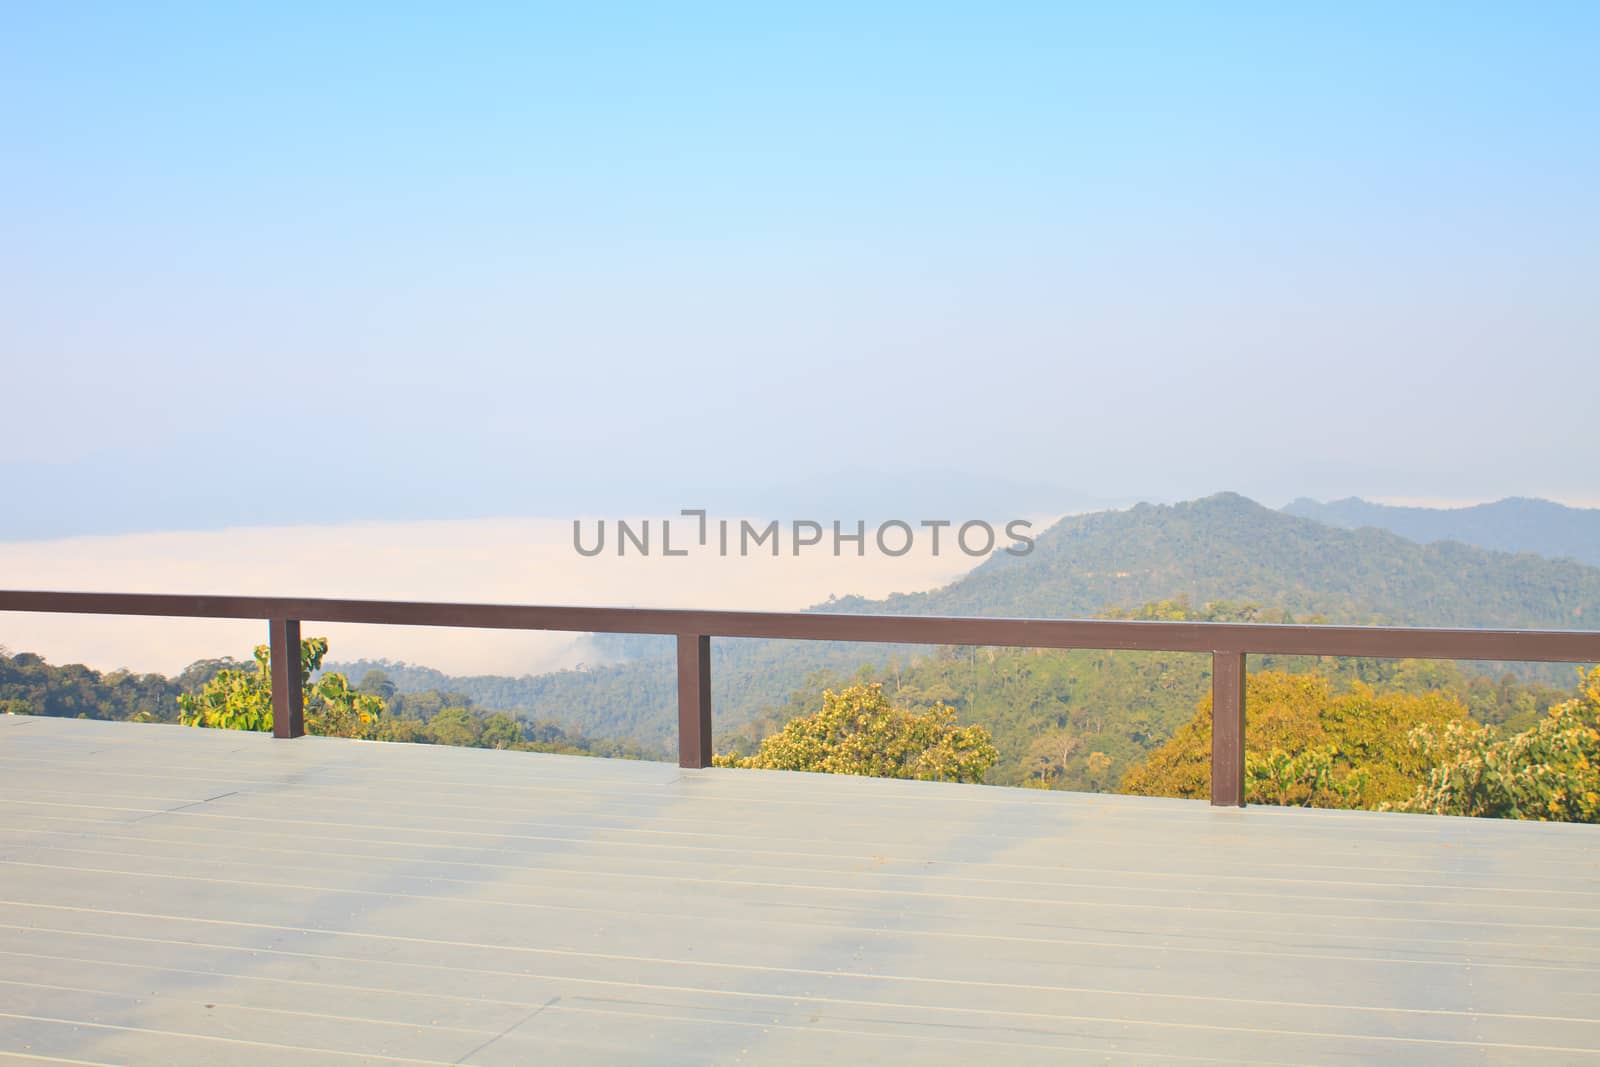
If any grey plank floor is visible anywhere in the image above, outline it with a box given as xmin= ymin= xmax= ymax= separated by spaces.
xmin=0 ymin=714 xmax=1597 ymax=1065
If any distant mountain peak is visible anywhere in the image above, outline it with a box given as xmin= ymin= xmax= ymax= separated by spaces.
xmin=1282 ymin=496 xmax=1600 ymax=566
xmin=1186 ymin=490 xmax=1266 ymax=512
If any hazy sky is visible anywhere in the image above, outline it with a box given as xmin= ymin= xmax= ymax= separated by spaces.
xmin=4 ymin=3 xmax=1597 ymax=538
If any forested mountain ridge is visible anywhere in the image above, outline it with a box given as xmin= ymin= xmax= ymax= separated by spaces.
xmin=830 ymin=492 xmax=1598 ymax=627
xmin=1282 ymin=496 xmax=1600 ymax=567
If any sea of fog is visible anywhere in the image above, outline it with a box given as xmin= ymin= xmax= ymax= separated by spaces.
xmin=0 ymin=517 xmax=1032 ymax=677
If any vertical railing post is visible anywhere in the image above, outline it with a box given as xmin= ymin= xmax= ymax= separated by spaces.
xmin=270 ymin=618 xmax=305 ymax=739
xmin=1210 ymin=650 xmax=1246 ymax=807
xmin=677 ymin=633 xmax=712 ymax=768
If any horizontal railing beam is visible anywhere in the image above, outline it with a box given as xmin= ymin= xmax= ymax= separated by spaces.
xmin=2 ymin=590 xmax=1598 ymax=663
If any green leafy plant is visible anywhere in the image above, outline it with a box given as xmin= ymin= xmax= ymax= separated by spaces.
xmin=1390 ymin=667 xmax=1600 ymax=822
xmin=715 ymin=682 xmax=998 ymax=783
xmin=1246 ymin=746 xmax=1369 ymax=808
xmin=178 ymin=637 xmax=384 ymax=738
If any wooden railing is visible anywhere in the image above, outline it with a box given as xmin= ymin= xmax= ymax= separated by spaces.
xmin=4 ymin=589 xmax=1598 ymax=806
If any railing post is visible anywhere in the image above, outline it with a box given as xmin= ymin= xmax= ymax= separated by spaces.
xmin=270 ymin=618 xmax=305 ymax=739
xmin=1211 ymin=650 xmax=1246 ymax=807
xmin=677 ymin=633 xmax=712 ymax=768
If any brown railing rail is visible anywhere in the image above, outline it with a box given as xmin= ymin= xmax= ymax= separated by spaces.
xmin=4 ymin=589 xmax=1598 ymax=806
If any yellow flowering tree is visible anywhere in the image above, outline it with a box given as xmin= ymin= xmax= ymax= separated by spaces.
xmin=1119 ymin=671 xmax=1469 ymax=808
xmin=1391 ymin=666 xmax=1600 ymax=822
xmin=178 ymin=637 xmax=383 ymax=739
xmin=715 ymin=683 xmax=998 ymax=783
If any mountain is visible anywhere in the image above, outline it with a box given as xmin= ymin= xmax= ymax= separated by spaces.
xmin=1281 ymin=496 xmax=1600 ymax=567
xmin=333 ymin=493 xmax=1600 ymax=756
xmin=837 ymin=492 xmax=1598 ymax=626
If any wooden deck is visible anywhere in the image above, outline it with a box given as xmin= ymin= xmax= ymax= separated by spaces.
xmin=1 ymin=714 xmax=1597 ymax=1065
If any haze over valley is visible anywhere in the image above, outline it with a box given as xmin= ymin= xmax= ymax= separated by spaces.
xmin=0 ymin=514 xmax=1011 ymax=675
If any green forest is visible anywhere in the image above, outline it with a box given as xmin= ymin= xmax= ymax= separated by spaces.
xmin=0 ymin=643 xmax=650 ymax=760
xmin=710 ymin=597 xmax=1579 ymax=793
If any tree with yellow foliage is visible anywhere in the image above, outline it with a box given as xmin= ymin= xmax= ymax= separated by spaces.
xmin=1119 ymin=671 xmax=1470 ymax=808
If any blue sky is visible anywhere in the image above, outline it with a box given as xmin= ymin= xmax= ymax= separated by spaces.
xmin=3 ymin=2 xmax=1597 ymax=537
